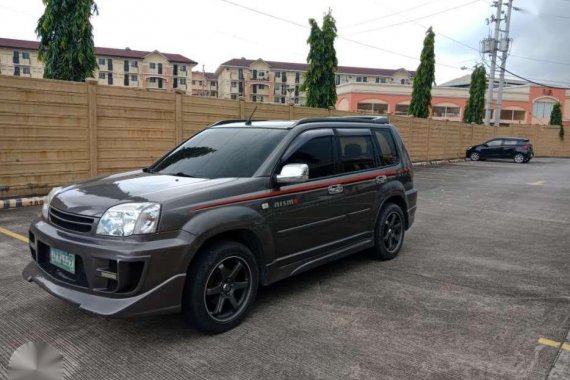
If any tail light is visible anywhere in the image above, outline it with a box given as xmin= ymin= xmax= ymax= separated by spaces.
xmin=522 ymin=143 xmax=531 ymax=150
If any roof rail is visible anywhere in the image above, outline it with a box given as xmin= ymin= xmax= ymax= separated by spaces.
xmin=210 ymin=119 xmax=267 ymax=127
xmin=294 ymin=115 xmax=390 ymax=126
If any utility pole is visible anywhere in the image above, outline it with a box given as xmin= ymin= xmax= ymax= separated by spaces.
xmin=201 ymin=64 xmax=206 ymax=97
xmin=494 ymin=0 xmax=514 ymax=126
xmin=482 ymin=1 xmax=503 ymax=126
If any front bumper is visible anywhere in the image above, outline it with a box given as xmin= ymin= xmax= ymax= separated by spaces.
xmin=24 ymin=219 xmax=196 ymax=317
xmin=23 ymin=262 xmax=186 ymax=317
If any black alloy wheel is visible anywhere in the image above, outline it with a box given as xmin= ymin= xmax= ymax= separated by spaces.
xmin=204 ymin=256 xmax=252 ymax=323
xmin=371 ymin=203 xmax=406 ymax=260
xmin=383 ymin=212 xmax=403 ymax=253
xmin=182 ymin=240 xmax=258 ymax=333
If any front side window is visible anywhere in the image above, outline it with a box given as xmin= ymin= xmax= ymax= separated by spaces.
xmin=374 ymin=130 xmax=399 ymax=166
xmin=151 ymin=128 xmax=287 ymax=179
xmin=339 ymin=136 xmax=375 ymax=173
xmin=486 ymin=139 xmax=503 ymax=147
xmin=281 ymin=135 xmax=335 ymax=180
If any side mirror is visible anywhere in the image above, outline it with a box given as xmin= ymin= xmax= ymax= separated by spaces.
xmin=275 ymin=163 xmax=309 ymax=184
xmin=483 ymin=143 xmax=488 ymax=147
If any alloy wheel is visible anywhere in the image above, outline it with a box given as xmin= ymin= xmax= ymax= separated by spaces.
xmin=470 ymin=152 xmax=480 ymax=161
xmin=514 ymin=153 xmax=525 ymax=163
xmin=382 ymin=212 xmax=403 ymax=253
xmin=203 ymin=256 xmax=252 ymax=323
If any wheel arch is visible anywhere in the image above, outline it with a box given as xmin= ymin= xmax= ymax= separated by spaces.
xmin=378 ymin=194 xmax=409 ymax=230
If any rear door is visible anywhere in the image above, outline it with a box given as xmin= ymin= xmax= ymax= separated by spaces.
xmin=333 ymin=129 xmax=379 ymax=238
xmin=501 ymin=139 xmax=518 ymax=158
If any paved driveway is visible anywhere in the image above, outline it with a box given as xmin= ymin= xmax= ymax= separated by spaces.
xmin=1 ymin=158 xmax=569 ymax=379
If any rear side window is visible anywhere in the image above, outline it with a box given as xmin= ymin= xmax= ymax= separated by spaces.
xmin=503 ymin=140 xmax=519 ymax=146
xmin=282 ymin=136 xmax=335 ymax=179
xmin=486 ymin=139 xmax=503 ymax=146
xmin=338 ymin=136 xmax=375 ymax=173
xmin=374 ymin=130 xmax=399 ymax=166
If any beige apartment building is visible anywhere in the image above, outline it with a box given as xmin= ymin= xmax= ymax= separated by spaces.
xmin=191 ymin=71 xmax=218 ymax=97
xmin=0 ymin=38 xmax=197 ymax=93
xmin=215 ymin=58 xmax=415 ymax=105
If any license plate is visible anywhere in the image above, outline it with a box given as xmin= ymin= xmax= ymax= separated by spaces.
xmin=49 ymin=248 xmax=75 ymax=274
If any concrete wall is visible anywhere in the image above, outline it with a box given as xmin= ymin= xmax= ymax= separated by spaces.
xmin=0 ymin=75 xmax=568 ymax=198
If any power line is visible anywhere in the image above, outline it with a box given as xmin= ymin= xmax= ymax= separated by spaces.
xmin=509 ymin=54 xmax=570 ymax=67
xmin=342 ymin=0 xmax=443 ymax=29
xmin=218 ymin=0 xmax=465 ymax=71
xmin=349 ymin=0 xmax=481 ymax=35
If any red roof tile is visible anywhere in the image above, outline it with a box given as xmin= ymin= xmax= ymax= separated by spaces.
xmin=0 ymin=37 xmax=196 ymax=64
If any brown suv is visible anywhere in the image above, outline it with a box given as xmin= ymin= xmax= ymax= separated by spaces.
xmin=23 ymin=116 xmax=417 ymax=333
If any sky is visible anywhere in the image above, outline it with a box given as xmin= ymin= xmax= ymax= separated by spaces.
xmin=0 ymin=0 xmax=569 ymax=86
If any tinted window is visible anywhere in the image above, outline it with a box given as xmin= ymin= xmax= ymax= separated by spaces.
xmin=282 ymin=136 xmax=335 ymax=179
xmin=374 ymin=130 xmax=399 ymax=166
xmin=503 ymin=140 xmax=519 ymax=146
xmin=151 ymin=128 xmax=287 ymax=178
xmin=486 ymin=139 xmax=503 ymax=147
xmin=339 ymin=136 xmax=375 ymax=173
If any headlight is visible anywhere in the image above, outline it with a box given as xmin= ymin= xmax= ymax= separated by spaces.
xmin=96 ymin=203 xmax=161 ymax=236
xmin=42 ymin=186 xmax=63 ymax=219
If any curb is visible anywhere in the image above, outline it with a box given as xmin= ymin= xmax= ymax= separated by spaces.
xmin=1 ymin=196 xmax=46 ymax=210
xmin=413 ymin=158 xmax=466 ymax=167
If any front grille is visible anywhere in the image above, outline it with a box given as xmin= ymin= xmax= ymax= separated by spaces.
xmin=49 ymin=207 xmax=95 ymax=233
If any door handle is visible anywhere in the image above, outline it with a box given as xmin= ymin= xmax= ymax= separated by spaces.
xmin=328 ymin=184 xmax=344 ymax=194
xmin=376 ymin=175 xmax=387 ymax=184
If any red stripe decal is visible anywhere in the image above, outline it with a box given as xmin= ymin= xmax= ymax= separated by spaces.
xmin=191 ymin=168 xmax=408 ymax=212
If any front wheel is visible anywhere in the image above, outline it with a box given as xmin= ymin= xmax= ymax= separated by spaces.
xmin=514 ymin=153 xmax=525 ymax=164
xmin=470 ymin=152 xmax=480 ymax=161
xmin=182 ymin=240 xmax=258 ymax=333
xmin=370 ymin=203 xmax=405 ymax=261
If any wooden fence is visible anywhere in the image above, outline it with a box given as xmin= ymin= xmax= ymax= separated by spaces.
xmin=1 ymin=75 xmax=568 ymax=198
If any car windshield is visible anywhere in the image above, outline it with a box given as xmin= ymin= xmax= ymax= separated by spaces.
xmin=150 ymin=127 xmax=287 ymax=178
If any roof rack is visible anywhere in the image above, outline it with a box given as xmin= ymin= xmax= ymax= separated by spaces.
xmin=210 ymin=119 xmax=267 ymax=127
xmin=294 ymin=115 xmax=390 ymax=126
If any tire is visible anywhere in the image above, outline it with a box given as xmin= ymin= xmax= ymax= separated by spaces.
xmin=370 ymin=203 xmax=406 ymax=261
xmin=513 ymin=153 xmax=525 ymax=164
xmin=182 ymin=240 xmax=258 ymax=333
xmin=470 ymin=152 xmax=480 ymax=161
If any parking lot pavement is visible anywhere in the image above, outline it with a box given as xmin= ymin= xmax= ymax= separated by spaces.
xmin=1 ymin=158 xmax=569 ymax=379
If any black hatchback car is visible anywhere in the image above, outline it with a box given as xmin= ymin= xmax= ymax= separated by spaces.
xmin=23 ymin=116 xmax=417 ymax=333
xmin=466 ymin=137 xmax=534 ymax=163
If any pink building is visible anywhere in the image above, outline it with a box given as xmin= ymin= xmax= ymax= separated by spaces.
xmin=336 ymin=75 xmax=570 ymax=125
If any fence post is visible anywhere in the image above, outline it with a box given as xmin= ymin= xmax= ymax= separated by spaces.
xmin=239 ymin=99 xmax=245 ymax=119
xmin=86 ymin=79 xmax=98 ymax=177
xmin=426 ymin=118 xmax=432 ymax=162
xmin=288 ymin=104 xmax=294 ymax=120
xmin=175 ymin=90 xmax=184 ymax=145
xmin=444 ymin=120 xmax=449 ymax=160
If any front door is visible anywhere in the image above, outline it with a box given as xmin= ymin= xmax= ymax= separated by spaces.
xmin=481 ymin=139 xmax=503 ymax=158
xmin=270 ymin=129 xmax=345 ymax=264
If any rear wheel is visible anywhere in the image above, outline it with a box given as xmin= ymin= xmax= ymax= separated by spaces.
xmin=470 ymin=152 xmax=480 ymax=161
xmin=514 ymin=153 xmax=525 ymax=164
xmin=182 ymin=240 xmax=258 ymax=333
xmin=370 ymin=203 xmax=405 ymax=260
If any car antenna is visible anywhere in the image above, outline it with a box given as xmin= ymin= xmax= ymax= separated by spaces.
xmin=245 ymin=105 xmax=258 ymax=125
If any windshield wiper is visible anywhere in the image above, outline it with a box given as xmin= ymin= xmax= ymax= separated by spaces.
xmin=172 ymin=172 xmax=195 ymax=178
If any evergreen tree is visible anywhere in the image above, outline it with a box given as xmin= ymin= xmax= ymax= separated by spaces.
xmin=409 ymin=27 xmax=436 ymax=118
xmin=463 ymin=65 xmax=487 ymax=124
xmin=36 ymin=0 xmax=98 ymax=81
xmin=301 ymin=10 xmax=338 ymax=108
xmin=549 ymin=102 xmax=564 ymax=140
